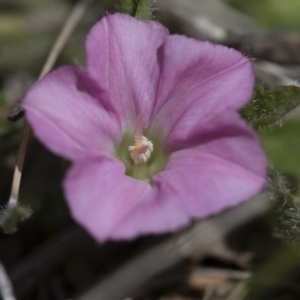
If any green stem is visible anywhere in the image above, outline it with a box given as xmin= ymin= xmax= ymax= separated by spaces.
xmin=120 ymin=0 xmax=137 ymax=16
xmin=135 ymin=0 xmax=152 ymax=20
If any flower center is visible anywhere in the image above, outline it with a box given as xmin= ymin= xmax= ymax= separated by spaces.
xmin=115 ymin=117 xmax=168 ymax=182
xmin=128 ymin=135 xmax=153 ymax=164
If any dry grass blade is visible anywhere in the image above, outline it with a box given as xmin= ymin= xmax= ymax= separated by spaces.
xmin=0 ymin=261 xmax=16 ymax=300
xmin=7 ymin=0 xmax=93 ymax=210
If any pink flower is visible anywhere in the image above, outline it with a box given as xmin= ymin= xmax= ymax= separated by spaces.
xmin=22 ymin=13 xmax=267 ymax=241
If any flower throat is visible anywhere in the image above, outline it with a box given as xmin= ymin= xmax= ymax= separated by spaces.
xmin=115 ymin=116 xmax=168 ymax=182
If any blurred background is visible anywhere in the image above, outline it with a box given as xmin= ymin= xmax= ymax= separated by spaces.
xmin=1 ymin=0 xmax=300 ymax=299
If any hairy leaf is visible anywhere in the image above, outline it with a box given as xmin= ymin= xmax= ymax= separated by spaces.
xmin=0 ymin=203 xmax=33 ymax=234
xmin=268 ymin=167 xmax=300 ymax=244
xmin=241 ymin=84 xmax=300 ymax=130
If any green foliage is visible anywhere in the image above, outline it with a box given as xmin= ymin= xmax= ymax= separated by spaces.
xmin=119 ymin=0 xmax=153 ymax=20
xmin=241 ymin=84 xmax=300 ymax=130
xmin=0 ymin=203 xmax=33 ymax=234
xmin=243 ymin=84 xmax=300 ymax=243
xmin=259 ymin=119 xmax=300 ymax=198
xmin=245 ymin=168 xmax=300 ymax=297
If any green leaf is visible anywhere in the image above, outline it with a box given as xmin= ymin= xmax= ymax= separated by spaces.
xmin=0 ymin=203 xmax=33 ymax=234
xmin=135 ymin=0 xmax=152 ymax=20
xmin=240 ymin=84 xmax=300 ymax=130
xmin=120 ymin=0 xmax=137 ymax=16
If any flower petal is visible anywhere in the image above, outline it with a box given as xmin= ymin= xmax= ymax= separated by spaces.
xmin=150 ymin=35 xmax=255 ymax=144
xmin=110 ymin=121 xmax=266 ymax=239
xmin=184 ymin=115 xmax=267 ymax=178
xmin=64 ymin=118 xmax=266 ymax=241
xmin=64 ymin=157 xmax=151 ymax=241
xmin=64 ymin=157 xmax=191 ymax=241
xmin=109 ymin=177 xmax=190 ymax=240
xmin=22 ymin=66 xmax=121 ymax=161
xmin=157 ymin=134 xmax=266 ymax=218
xmin=86 ymin=13 xmax=169 ymax=128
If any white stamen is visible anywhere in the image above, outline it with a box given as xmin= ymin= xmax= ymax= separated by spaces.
xmin=128 ymin=135 xmax=153 ymax=164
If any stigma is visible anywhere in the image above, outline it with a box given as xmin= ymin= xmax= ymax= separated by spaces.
xmin=128 ymin=115 xmax=153 ymax=164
